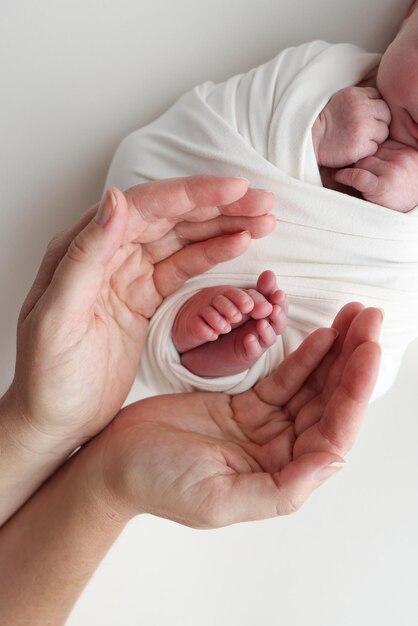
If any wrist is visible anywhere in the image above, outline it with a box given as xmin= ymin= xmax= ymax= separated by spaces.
xmin=80 ymin=423 xmax=144 ymax=524
xmin=0 ymin=432 xmax=133 ymax=626
xmin=0 ymin=388 xmax=82 ymax=525
xmin=66 ymin=434 xmax=137 ymax=530
xmin=0 ymin=385 xmax=73 ymax=460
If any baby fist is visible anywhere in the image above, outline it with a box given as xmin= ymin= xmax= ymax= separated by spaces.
xmin=312 ymin=87 xmax=391 ymax=168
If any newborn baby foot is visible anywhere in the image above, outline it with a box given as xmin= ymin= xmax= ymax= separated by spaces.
xmin=172 ymin=280 xmax=274 ymax=353
xmin=172 ymin=271 xmax=287 ymax=377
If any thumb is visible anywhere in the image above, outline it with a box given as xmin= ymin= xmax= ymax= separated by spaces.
xmin=272 ymin=452 xmax=346 ymax=515
xmin=213 ymin=452 xmax=345 ymax=526
xmin=42 ymin=187 xmax=129 ymax=319
xmin=334 ymin=167 xmax=379 ymax=195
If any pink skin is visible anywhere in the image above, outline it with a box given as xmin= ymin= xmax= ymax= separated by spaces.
xmin=376 ymin=2 xmax=418 ymax=150
xmin=172 ymin=270 xmax=288 ymax=377
xmin=314 ymin=4 xmax=418 ymax=210
xmin=333 ymin=139 xmax=418 ymax=212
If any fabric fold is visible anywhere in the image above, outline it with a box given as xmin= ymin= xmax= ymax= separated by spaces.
xmin=106 ymin=41 xmax=418 ymax=399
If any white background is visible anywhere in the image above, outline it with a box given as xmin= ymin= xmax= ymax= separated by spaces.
xmin=1 ymin=1 xmax=418 ymax=625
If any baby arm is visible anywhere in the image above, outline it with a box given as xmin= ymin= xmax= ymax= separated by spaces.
xmin=334 ymin=139 xmax=418 ymax=212
xmin=312 ymin=86 xmax=391 ymax=168
xmin=172 ymin=271 xmax=288 ymax=377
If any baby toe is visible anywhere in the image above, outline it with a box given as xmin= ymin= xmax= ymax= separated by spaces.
xmin=256 ymin=319 xmax=277 ymax=347
xmin=246 ymin=289 xmax=273 ymax=319
xmin=269 ymin=304 xmax=287 ymax=335
xmin=242 ymin=333 xmax=264 ymax=359
xmin=212 ymin=293 xmax=243 ymax=323
xmin=201 ymin=305 xmax=231 ymax=334
xmin=223 ymin=287 xmax=255 ymax=315
xmin=188 ymin=315 xmax=219 ymax=343
xmin=256 ymin=270 xmax=278 ymax=296
xmin=269 ymin=289 xmax=288 ymax=312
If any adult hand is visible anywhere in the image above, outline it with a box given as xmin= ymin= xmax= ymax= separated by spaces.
xmin=0 ymin=303 xmax=381 ymax=625
xmin=2 ymin=176 xmax=275 ymax=450
xmin=312 ymin=87 xmax=391 ymax=168
xmin=93 ymin=303 xmax=382 ymax=527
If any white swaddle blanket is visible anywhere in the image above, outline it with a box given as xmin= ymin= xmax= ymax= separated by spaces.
xmin=106 ymin=40 xmax=418 ymax=399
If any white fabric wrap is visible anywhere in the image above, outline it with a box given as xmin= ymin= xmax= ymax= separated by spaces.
xmin=105 ymin=40 xmax=418 ymax=400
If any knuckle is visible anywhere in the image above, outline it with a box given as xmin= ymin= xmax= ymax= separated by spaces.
xmin=32 ymin=301 xmax=60 ymax=341
xmin=318 ymin=422 xmax=344 ymax=452
xmin=47 ymin=233 xmax=60 ymax=250
xmin=181 ymin=179 xmax=196 ymax=212
xmin=190 ymin=316 xmax=206 ymax=336
xmin=67 ymin=235 xmax=89 ymax=264
xmin=272 ymin=365 xmax=288 ymax=393
xmin=46 ymin=230 xmax=66 ymax=254
xmin=345 ymin=87 xmax=367 ymax=111
xmin=381 ymin=125 xmax=390 ymax=140
xmin=342 ymin=86 xmax=358 ymax=102
xmin=172 ymin=261 xmax=192 ymax=286
xmin=274 ymin=477 xmax=300 ymax=516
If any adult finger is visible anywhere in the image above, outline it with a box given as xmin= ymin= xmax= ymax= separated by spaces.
xmin=208 ymin=452 xmax=344 ymax=525
xmin=293 ymin=307 xmax=382 ymax=435
xmin=254 ymin=327 xmax=339 ymax=407
xmin=143 ymin=213 xmax=277 ymax=263
xmin=319 ymin=307 xmax=382 ymax=403
xmin=182 ymin=187 xmax=276 ymax=221
xmin=316 ymin=341 xmax=381 ymax=453
xmin=39 ymin=188 xmax=129 ymax=319
xmin=123 ymin=178 xmax=276 ymax=242
xmin=285 ymin=302 xmax=364 ymax=418
xmin=153 ymin=230 xmax=253 ymax=297
xmin=19 ymin=207 xmax=97 ymax=322
xmin=124 ymin=175 xmax=250 ymax=225
xmin=293 ymin=341 xmax=381 ymax=459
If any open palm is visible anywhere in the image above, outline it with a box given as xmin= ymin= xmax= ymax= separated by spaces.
xmin=10 ymin=177 xmax=275 ymax=446
xmin=102 ymin=303 xmax=382 ymax=527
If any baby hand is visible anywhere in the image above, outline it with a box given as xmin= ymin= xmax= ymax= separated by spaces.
xmin=312 ymin=87 xmax=391 ymax=168
xmin=334 ymin=139 xmax=418 ymax=212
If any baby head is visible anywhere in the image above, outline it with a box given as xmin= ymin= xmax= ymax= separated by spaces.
xmin=376 ymin=0 xmax=418 ymax=148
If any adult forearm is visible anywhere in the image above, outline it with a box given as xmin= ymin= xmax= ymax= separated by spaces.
xmin=0 ymin=436 xmax=131 ymax=626
xmin=0 ymin=391 xmax=76 ymax=525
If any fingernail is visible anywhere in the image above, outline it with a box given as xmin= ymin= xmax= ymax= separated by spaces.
xmin=377 ymin=307 xmax=385 ymax=320
xmin=313 ymin=461 xmax=345 ymax=485
xmin=232 ymin=177 xmax=250 ymax=184
xmin=238 ymin=230 xmax=250 ymax=237
xmin=95 ymin=189 xmax=117 ymax=225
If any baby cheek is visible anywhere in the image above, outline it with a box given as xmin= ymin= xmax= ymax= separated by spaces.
xmin=377 ymin=60 xmax=417 ymax=143
xmin=377 ymin=40 xmax=414 ymax=106
xmin=377 ymin=62 xmax=400 ymax=106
